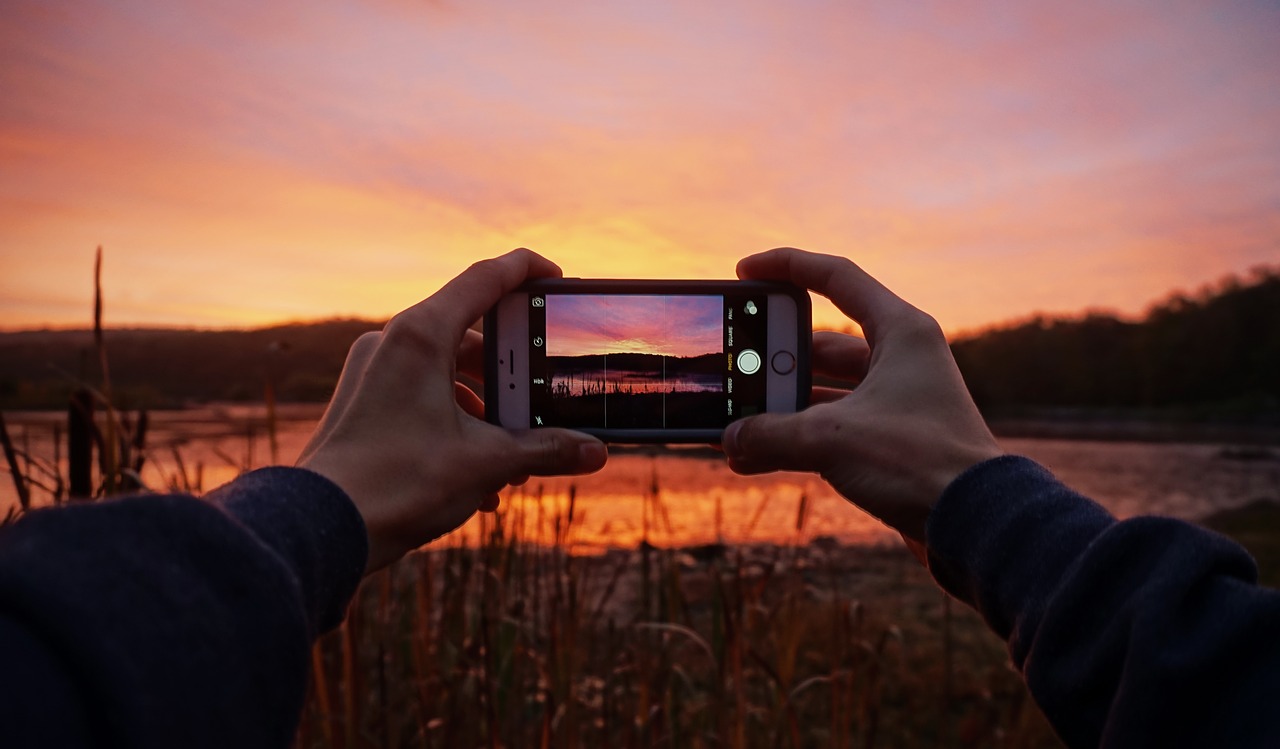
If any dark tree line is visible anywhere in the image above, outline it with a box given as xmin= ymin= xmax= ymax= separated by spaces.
xmin=2 ymin=268 xmax=1277 ymax=422
xmin=547 ymin=352 xmax=722 ymax=377
xmin=0 ymin=319 xmax=383 ymax=409
xmin=950 ymin=266 xmax=1280 ymax=421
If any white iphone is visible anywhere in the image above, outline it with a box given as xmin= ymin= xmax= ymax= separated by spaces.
xmin=485 ymin=279 xmax=811 ymax=443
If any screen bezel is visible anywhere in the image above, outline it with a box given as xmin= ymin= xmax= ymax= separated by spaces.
xmin=485 ymin=279 xmax=811 ymax=443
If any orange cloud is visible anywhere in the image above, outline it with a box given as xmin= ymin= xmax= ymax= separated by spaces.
xmin=1 ymin=0 xmax=1277 ymax=334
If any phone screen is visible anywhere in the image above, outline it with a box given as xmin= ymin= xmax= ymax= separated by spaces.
xmin=527 ymin=293 xmax=769 ymax=429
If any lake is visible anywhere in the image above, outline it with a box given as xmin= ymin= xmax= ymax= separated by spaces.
xmin=551 ymin=370 xmax=722 ymax=396
xmin=3 ymin=407 xmax=1278 ymax=552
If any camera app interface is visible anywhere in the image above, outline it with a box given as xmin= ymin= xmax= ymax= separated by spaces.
xmin=528 ymin=293 xmax=768 ymax=430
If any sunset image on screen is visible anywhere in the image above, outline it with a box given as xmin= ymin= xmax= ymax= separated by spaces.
xmin=543 ymin=294 xmax=723 ymax=428
xmin=546 ymin=295 xmax=721 ymax=359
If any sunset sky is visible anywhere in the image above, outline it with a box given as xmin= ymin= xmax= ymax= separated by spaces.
xmin=546 ymin=295 xmax=721 ymax=358
xmin=1 ymin=0 xmax=1277 ymax=333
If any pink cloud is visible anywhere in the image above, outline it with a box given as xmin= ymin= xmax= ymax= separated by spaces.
xmin=1 ymin=0 xmax=1276 ymax=331
xmin=546 ymin=295 xmax=721 ymax=357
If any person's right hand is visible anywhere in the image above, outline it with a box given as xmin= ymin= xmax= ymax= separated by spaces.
xmin=722 ymin=248 xmax=1003 ymax=543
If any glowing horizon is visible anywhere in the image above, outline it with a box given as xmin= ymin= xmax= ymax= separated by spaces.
xmin=546 ymin=295 xmax=721 ymax=358
xmin=2 ymin=1 xmax=1278 ymax=335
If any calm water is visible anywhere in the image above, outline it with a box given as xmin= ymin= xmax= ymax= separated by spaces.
xmin=552 ymin=370 xmax=721 ymax=397
xmin=3 ymin=408 xmax=1278 ymax=551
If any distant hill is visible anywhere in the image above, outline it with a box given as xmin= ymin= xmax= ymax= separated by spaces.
xmin=0 ymin=319 xmax=383 ymax=409
xmin=3 ymin=267 xmax=1278 ymax=420
xmin=950 ymin=266 xmax=1280 ymax=423
xmin=548 ymin=352 xmax=722 ymax=377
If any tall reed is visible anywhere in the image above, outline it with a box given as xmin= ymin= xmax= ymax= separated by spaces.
xmin=298 ymin=471 xmax=1061 ymax=748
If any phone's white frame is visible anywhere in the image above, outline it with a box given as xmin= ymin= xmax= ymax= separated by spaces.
xmin=494 ymin=292 xmax=533 ymax=429
xmin=492 ymin=290 xmax=802 ymax=432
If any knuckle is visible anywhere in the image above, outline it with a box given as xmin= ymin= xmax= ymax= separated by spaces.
xmin=350 ymin=331 xmax=381 ymax=355
xmin=466 ymin=256 xmax=498 ymax=274
xmin=382 ymin=312 xmax=448 ymax=357
xmin=537 ymin=432 xmax=569 ymax=466
xmin=891 ymin=308 xmax=946 ymax=347
xmin=829 ymin=254 xmax=859 ymax=274
xmin=467 ymin=256 xmax=513 ymax=285
xmin=823 ymin=256 xmax=864 ymax=292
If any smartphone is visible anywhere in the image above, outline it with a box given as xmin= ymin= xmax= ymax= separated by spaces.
xmin=485 ymin=279 xmax=811 ymax=443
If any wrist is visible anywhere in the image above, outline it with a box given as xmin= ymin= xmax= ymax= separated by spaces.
xmin=908 ymin=438 xmax=1005 ymax=543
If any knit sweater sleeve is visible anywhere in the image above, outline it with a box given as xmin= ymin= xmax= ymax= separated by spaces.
xmin=925 ymin=455 xmax=1280 ymax=748
xmin=0 ymin=466 xmax=367 ymax=749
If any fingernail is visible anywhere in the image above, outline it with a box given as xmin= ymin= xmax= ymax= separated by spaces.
xmin=722 ymin=420 xmax=743 ymax=460
xmin=578 ymin=442 xmax=607 ymax=469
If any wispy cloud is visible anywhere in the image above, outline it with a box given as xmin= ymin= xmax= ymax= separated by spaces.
xmin=547 ymin=294 xmax=721 ymax=357
xmin=1 ymin=0 xmax=1277 ymax=330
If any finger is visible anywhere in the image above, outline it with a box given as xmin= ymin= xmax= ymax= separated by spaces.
xmin=306 ymin=332 xmax=379 ymax=432
xmin=455 ymin=381 xmax=484 ymax=420
xmin=457 ymin=328 xmax=484 ymax=381
xmin=507 ymin=428 xmax=608 ymax=478
xmin=330 ymin=332 xmax=381 ymax=410
xmin=401 ymin=248 xmax=562 ymax=347
xmin=736 ymin=248 xmax=914 ymax=343
xmin=297 ymin=332 xmax=382 ymax=464
xmin=479 ymin=494 xmax=500 ymax=512
xmin=721 ymin=409 xmax=833 ymax=475
xmin=813 ymin=331 xmax=870 ymax=381
xmin=810 ymin=385 xmax=851 ymax=404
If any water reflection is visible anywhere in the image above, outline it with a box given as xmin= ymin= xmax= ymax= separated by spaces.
xmin=552 ymin=371 xmax=721 ymax=397
xmin=2 ymin=410 xmax=1278 ymax=552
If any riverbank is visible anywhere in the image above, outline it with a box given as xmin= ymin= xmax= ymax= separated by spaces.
xmin=4 ymin=408 xmax=1280 ymax=541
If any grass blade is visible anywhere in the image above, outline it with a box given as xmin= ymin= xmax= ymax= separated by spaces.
xmin=0 ymin=413 xmax=30 ymax=511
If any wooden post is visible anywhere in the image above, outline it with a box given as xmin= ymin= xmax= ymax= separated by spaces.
xmin=68 ymin=388 xmax=94 ymax=499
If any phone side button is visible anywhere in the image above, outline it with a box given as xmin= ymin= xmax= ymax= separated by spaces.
xmin=771 ymin=351 xmax=796 ymax=375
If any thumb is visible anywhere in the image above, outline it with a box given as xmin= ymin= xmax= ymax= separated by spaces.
xmin=508 ymin=428 xmax=609 ymax=478
xmin=722 ymin=410 xmax=829 ymax=475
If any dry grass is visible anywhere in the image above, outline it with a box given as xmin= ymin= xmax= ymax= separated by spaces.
xmin=297 ymin=483 xmax=1063 ymax=749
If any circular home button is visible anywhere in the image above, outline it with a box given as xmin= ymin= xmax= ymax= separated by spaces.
xmin=771 ymin=351 xmax=796 ymax=374
xmin=737 ymin=348 xmax=762 ymax=375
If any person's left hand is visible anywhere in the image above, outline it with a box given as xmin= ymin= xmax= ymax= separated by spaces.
xmin=298 ymin=249 xmax=608 ymax=572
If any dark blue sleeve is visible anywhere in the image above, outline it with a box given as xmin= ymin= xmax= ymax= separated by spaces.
xmin=0 ymin=466 xmax=368 ymax=749
xmin=925 ymin=455 xmax=1280 ymax=749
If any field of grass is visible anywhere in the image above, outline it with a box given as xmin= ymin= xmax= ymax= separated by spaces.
xmin=297 ymin=482 xmax=1065 ymax=749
